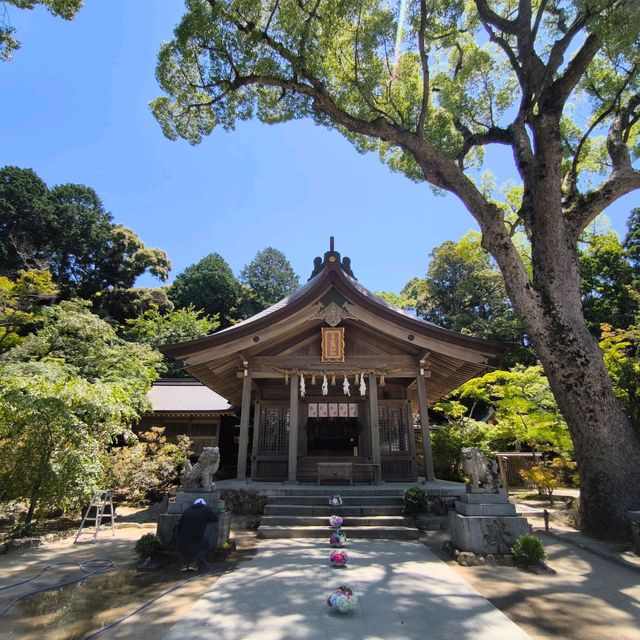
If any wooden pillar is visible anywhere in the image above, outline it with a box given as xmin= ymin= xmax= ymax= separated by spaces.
xmin=416 ymin=368 xmax=436 ymax=481
xmin=236 ymin=371 xmax=252 ymax=480
xmin=288 ymin=375 xmax=299 ymax=483
xmin=250 ymin=401 xmax=261 ymax=479
xmin=368 ymin=375 xmax=381 ymax=468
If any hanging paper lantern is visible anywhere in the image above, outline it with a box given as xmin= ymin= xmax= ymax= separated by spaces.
xmin=330 ymin=550 xmax=349 ymax=567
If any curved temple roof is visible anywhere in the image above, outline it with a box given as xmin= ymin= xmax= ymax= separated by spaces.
xmin=162 ymin=241 xmax=508 ymax=404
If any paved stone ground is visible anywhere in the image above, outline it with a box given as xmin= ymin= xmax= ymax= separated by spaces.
xmin=161 ymin=538 xmax=533 ymax=640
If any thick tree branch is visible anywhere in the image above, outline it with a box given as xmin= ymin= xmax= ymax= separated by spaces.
xmin=567 ymin=90 xmax=640 ymax=234
xmin=475 ymin=0 xmax=519 ymax=34
xmin=454 ymin=121 xmax=512 ymax=166
xmin=417 ymin=0 xmax=430 ymax=138
xmin=541 ymin=33 xmax=601 ymax=111
xmin=566 ymin=169 xmax=640 ymax=237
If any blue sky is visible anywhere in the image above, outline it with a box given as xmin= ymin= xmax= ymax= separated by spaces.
xmin=1 ymin=1 xmax=638 ymax=294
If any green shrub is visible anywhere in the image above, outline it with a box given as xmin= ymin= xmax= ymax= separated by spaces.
xmin=134 ymin=533 xmax=163 ymax=560
xmin=549 ymin=456 xmax=580 ymax=487
xmin=511 ymin=534 xmax=546 ymax=565
xmin=403 ymin=487 xmax=429 ymax=517
xmin=519 ymin=464 xmax=558 ymax=496
xmin=245 ymin=516 xmax=261 ymax=530
xmin=101 ymin=427 xmax=191 ymax=505
xmin=220 ymin=489 xmax=266 ymax=515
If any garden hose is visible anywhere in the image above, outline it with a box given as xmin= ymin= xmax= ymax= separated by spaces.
xmin=0 ymin=558 xmax=116 ymax=617
xmin=82 ymin=564 xmax=225 ymax=639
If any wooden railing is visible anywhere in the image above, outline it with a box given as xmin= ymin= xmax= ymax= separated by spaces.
xmin=253 ymin=457 xmax=288 ymax=480
xmin=381 ymin=456 xmax=416 ymax=481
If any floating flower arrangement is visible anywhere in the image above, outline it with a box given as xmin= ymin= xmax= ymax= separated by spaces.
xmin=329 ymin=529 xmax=348 ymax=547
xmin=330 ymin=549 xmax=349 ymax=567
xmin=327 ymin=585 xmax=358 ymax=614
xmin=329 ymin=515 xmax=344 ymax=528
xmin=329 ymin=495 xmax=343 ymax=507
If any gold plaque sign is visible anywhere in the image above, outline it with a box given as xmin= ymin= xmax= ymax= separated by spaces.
xmin=321 ymin=326 xmax=345 ymax=363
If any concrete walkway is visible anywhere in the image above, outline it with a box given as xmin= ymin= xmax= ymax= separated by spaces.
xmin=162 ymin=538 xmax=532 ymax=640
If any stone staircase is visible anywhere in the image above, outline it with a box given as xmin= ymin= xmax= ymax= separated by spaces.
xmin=257 ymin=488 xmax=420 ymax=540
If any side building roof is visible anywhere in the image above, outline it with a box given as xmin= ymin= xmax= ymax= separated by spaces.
xmin=146 ymin=379 xmax=234 ymax=414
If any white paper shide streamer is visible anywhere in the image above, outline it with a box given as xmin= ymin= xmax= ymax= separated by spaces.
xmin=300 ymin=375 xmax=306 ymax=398
xmin=343 ymin=375 xmax=350 ymax=396
xmin=322 ymin=374 xmax=329 ymax=396
xmin=359 ymin=374 xmax=367 ymax=396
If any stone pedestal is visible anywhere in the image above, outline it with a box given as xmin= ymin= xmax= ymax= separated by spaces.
xmin=157 ymin=491 xmax=229 ymax=551
xmin=449 ymin=492 xmax=530 ymax=555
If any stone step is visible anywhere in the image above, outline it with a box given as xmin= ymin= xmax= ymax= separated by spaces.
xmin=260 ymin=515 xmax=414 ymax=527
xmin=267 ymin=495 xmax=403 ymax=506
xmin=257 ymin=525 xmax=419 ymax=540
xmin=259 ymin=487 xmax=406 ymax=497
xmin=264 ymin=504 xmax=404 ymax=517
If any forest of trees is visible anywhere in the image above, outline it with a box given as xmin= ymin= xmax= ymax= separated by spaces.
xmin=0 ymin=164 xmax=300 ymax=523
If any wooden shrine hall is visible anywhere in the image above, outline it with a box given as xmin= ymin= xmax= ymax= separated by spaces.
xmin=162 ymin=240 xmax=507 ymax=483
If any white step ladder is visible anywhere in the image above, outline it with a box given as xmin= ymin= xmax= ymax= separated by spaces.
xmin=74 ymin=490 xmax=116 ymax=543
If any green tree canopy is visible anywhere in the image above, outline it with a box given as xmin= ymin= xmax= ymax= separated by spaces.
xmin=0 ymin=269 xmax=57 ymax=353
xmin=95 ymin=286 xmax=174 ymax=325
xmin=0 ymin=0 xmax=83 ymax=61
xmin=0 ymin=166 xmax=171 ymax=299
xmin=239 ymin=247 xmax=299 ymax=314
xmin=580 ymin=226 xmax=637 ymax=332
xmin=169 ymin=252 xmax=240 ymax=326
xmin=374 ymin=289 xmax=418 ymax=310
xmin=4 ymin=299 xmax=162 ymax=413
xmin=153 ymin=0 xmax=640 ymax=536
xmin=0 ymin=300 xmax=162 ymax=523
xmin=0 ymin=360 xmax=136 ymax=523
xmin=419 ymin=232 xmax=524 ymax=338
xmin=122 ymin=304 xmax=219 ymax=376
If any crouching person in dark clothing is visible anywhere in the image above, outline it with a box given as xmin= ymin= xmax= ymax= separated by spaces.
xmin=176 ymin=498 xmax=218 ymax=570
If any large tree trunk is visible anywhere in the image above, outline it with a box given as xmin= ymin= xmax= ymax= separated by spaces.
xmin=479 ymin=115 xmax=640 ymax=538
xmin=527 ymin=293 xmax=640 ymax=538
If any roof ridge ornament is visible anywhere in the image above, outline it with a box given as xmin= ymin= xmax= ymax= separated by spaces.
xmin=310 ymin=300 xmax=358 ymax=326
xmin=308 ymin=237 xmax=356 ymax=280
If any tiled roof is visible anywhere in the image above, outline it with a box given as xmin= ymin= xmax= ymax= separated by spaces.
xmin=147 ymin=379 xmax=233 ymax=412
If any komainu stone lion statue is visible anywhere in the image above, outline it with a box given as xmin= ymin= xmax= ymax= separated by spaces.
xmin=181 ymin=446 xmax=220 ymax=492
xmin=460 ymin=447 xmax=500 ymax=493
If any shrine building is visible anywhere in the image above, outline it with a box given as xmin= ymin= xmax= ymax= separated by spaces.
xmin=162 ymin=240 xmax=507 ymax=483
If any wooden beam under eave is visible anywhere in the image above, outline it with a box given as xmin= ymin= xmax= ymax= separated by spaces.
xmin=251 ymin=355 xmax=419 ymax=370
xmin=351 ymin=305 xmax=493 ymax=364
xmin=236 ymin=368 xmax=421 ymax=379
xmin=182 ymin=305 xmax=320 ymax=366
